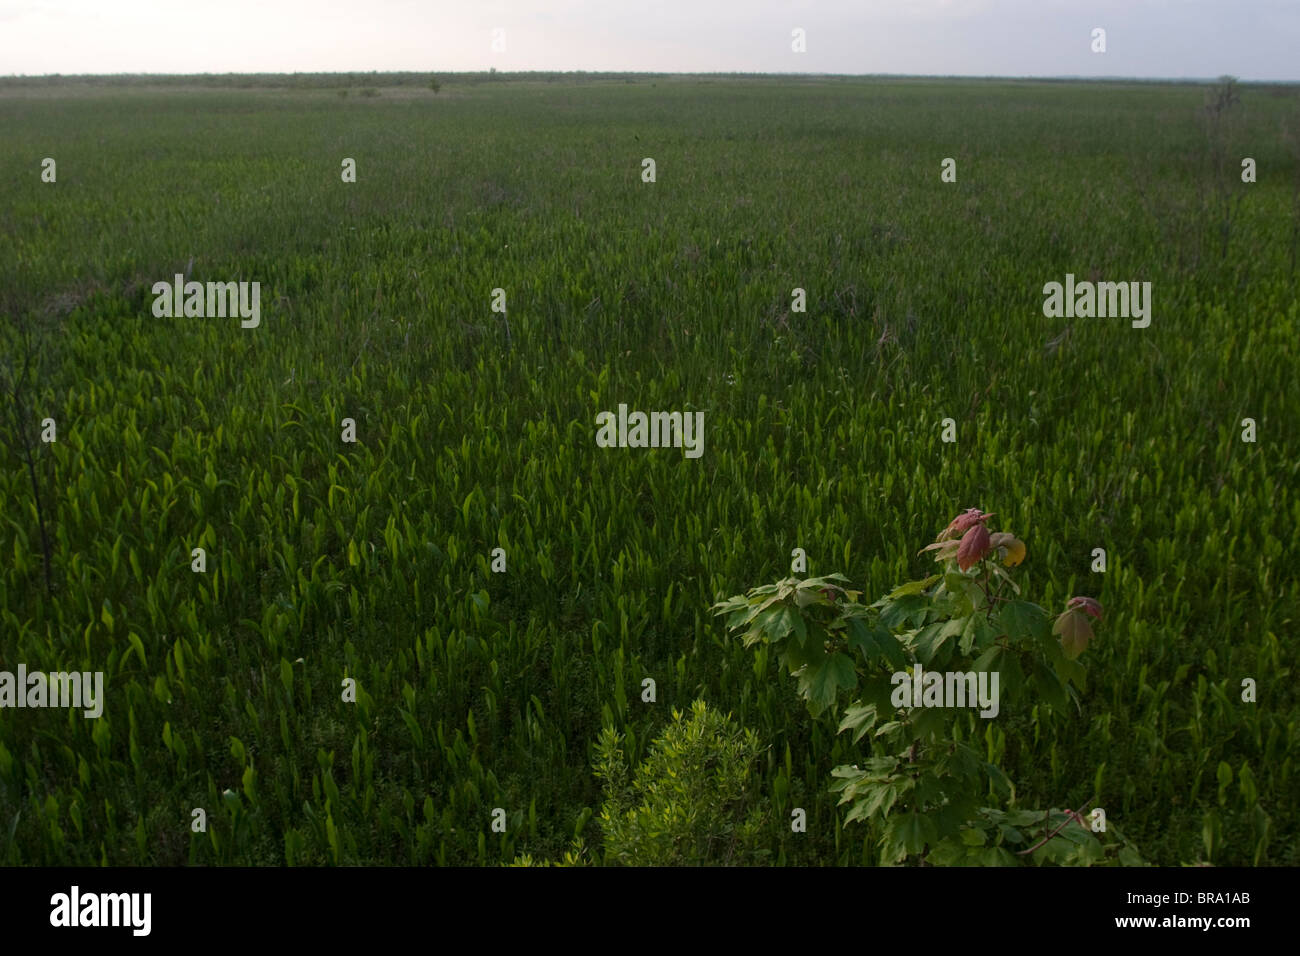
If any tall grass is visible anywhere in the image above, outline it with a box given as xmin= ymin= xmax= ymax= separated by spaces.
xmin=0 ymin=76 xmax=1296 ymax=865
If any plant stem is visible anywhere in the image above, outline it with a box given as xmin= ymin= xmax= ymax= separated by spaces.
xmin=1016 ymin=801 xmax=1091 ymax=856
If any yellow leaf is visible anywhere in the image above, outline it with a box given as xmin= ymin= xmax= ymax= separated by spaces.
xmin=1053 ymin=608 xmax=1093 ymax=659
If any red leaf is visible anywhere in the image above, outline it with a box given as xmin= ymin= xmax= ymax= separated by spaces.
xmin=919 ymin=540 xmax=960 ymax=561
xmin=940 ymin=508 xmax=995 ymax=541
xmin=1068 ymin=596 xmax=1103 ymax=620
xmin=956 ymin=525 xmax=991 ymax=571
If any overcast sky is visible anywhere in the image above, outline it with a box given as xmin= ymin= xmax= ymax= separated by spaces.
xmin=1 ymin=0 xmax=1295 ymax=81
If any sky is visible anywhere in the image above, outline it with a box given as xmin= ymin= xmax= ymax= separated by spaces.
xmin=0 ymin=0 xmax=1296 ymax=81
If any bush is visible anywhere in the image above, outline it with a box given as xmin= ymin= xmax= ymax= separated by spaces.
xmin=715 ymin=509 xmax=1147 ymax=866
xmin=506 ymin=839 xmax=590 ymax=867
xmin=594 ymin=700 xmax=769 ymax=866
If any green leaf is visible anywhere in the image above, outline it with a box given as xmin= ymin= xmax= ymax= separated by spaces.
xmin=783 ymin=622 xmax=826 ymax=674
xmin=873 ymin=720 xmax=903 ymax=739
xmin=879 ymin=594 xmax=928 ymax=629
xmin=925 ymin=837 xmax=970 ymax=866
xmin=913 ymin=621 xmax=953 ymax=664
xmin=846 ymin=618 xmax=907 ymax=670
xmin=1119 ymin=846 xmax=1146 ymax=867
xmin=784 ymin=606 xmax=808 ymax=644
xmin=1239 ymin=763 xmax=1258 ymax=806
xmin=844 ymin=616 xmax=872 ymax=655
xmin=989 ymin=562 xmax=1021 ymax=594
xmin=803 ymin=652 xmax=855 ymax=715
xmin=882 ymin=812 xmax=930 ymax=863
xmin=943 ymin=572 xmax=968 ymax=596
xmin=986 ymin=762 xmax=1015 ymax=799
xmin=1032 ymin=658 xmax=1069 ymax=713
xmin=980 ymin=847 xmax=1019 ymax=866
xmin=826 ymin=652 xmax=857 ymax=692
xmin=794 ymin=587 xmax=826 ymax=608
xmin=972 ymin=645 xmax=1002 ymax=673
xmin=942 ymin=573 xmax=977 ymax=616
xmin=958 ymin=614 xmax=985 ymax=656
xmin=760 ymin=605 xmax=805 ymax=644
xmin=127 ymin=632 xmax=147 ymax=669
xmin=400 ymin=709 xmax=424 ymax=747
xmin=838 ymin=702 xmax=878 ymax=743
xmin=860 ymin=781 xmax=899 ymax=820
xmin=1000 ymin=601 xmax=1050 ymax=645
xmin=803 ymin=573 xmax=852 ymax=588
xmin=830 ymin=763 xmax=869 ymax=786
xmin=1056 ymin=655 xmax=1087 ymax=691
xmin=885 ymin=575 xmax=940 ymax=600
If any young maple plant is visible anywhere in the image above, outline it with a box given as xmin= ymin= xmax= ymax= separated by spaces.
xmin=713 ymin=508 xmax=1145 ymax=866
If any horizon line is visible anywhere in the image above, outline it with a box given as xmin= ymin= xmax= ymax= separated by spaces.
xmin=3 ymin=70 xmax=1298 ymax=85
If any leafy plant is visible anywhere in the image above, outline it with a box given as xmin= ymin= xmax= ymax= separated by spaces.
xmin=715 ymin=509 xmax=1144 ymax=865
xmin=506 ymin=838 xmax=590 ymax=867
xmin=593 ymin=700 xmax=769 ymax=866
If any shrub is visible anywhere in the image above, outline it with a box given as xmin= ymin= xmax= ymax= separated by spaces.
xmin=594 ymin=700 xmax=769 ymax=866
xmin=506 ymin=839 xmax=590 ymax=867
xmin=715 ymin=509 xmax=1146 ymax=866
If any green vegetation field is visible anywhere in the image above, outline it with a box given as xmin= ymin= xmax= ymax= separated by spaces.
xmin=1 ymin=73 xmax=1296 ymax=866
